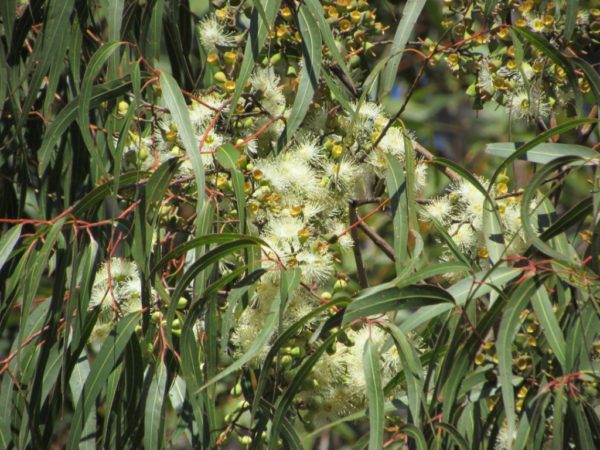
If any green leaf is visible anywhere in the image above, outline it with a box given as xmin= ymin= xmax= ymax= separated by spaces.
xmin=0 ymin=224 xmax=22 ymax=273
xmin=152 ymin=233 xmax=261 ymax=274
xmin=385 ymin=153 xmax=409 ymax=274
xmin=304 ymin=0 xmax=354 ymax=89
xmin=520 ymin=155 xmax=582 ymax=260
xmin=530 ymin=283 xmax=567 ymax=370
xmin=379 ymin=0 xmax=426 ymax=99
xmin=399 ymin=267 xmax=521 ymax=332
xmin=485 ymin=142 xmax=598 ymax=165
xmin=159 ymin=72 xmax=206 ymax=215
xmin=165 ymin=238 xmax=262 ymax=344
xmin=496 ymin=278 xmax=539 ymax=442
xmin=364 ymin=337 xmax=384 ymax=450
xmin=69 ymin=352 xmax=96 ymax=450
xmin=397 ymin=261 xmax=469 ymax=287
xmin=228 ymin=0 xmax=282 ymax=120
xmin=18 ymin=0 xmax=75 ymax=134
xmin=489 ymin=117 xmax=598 ymax=185
xmin=384 ymin=323 xmax=423 ymax=425
xmin=399 ymin=424 xmax=427 ymax=450
xmin=66 ymin=313 xmax=141 ymax=450
xmin=277 ymin=3 xmax=322 ymax=149
xmin=144 ymin=359 xmax=169 ymax=450
xmin=552 ymin=389 xmax=567 ymax=450
xmin=216 ymin=144 xmax=246 ymax=233
xmin=38 ymin=78 xmax=133 ymax=175
xmin=564 ymin=0 xmax=578 ymax=41
xmin=77 ymin=41 xmax=124 ymax=176
xmin=342 ymin=285 xmax=454 ymax=325
xmin=103 ymin=0 xmax=124 ymax=77
xmin=482 ymin=196 xmax=506 ymax=265
xmin=18 ymin=220 xmax=65 ymax=365
xmin=437 ymin=423 xmax=469 ymax=450
xmin=570 ymin=398 xmax=596 ymax=450
xmin=71 ymin=170 xmax=145 ymax=217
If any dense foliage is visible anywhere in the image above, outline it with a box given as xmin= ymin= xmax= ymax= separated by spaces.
xmin=1 ymin=1 xmax=599 ymax=449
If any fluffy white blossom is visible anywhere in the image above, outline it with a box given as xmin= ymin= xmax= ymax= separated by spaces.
xmin=508 ymin=86 xmax=550 ymax=121
xmin=296 ymin=249 xmax=334 ymax=284
xmin=449 ymin=222 xmax=478 ymax=250
xmin=421 ymin=197 xmax=453 ymax=224
xmin=250 ymin=67 xmax=286 ymax=116
xmin=197 ymin=14 xmax=235 ymax=50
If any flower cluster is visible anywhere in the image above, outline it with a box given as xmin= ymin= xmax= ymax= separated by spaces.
xmin=420 ymin=174 xmax=529 ymax=266
xmin=431 ymin=1 xmax=599 ymax=120
xmin=89 ymin=258 xmax=150 ymax=347
xmin=296 ymin=326 xmax=402 ymax=423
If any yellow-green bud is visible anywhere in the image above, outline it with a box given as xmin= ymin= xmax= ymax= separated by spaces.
xmin=224 ymin=51 xmax=237 ymax=65
xmin=176 ymin=297 xmax=188 ymax=309
xmin=331 ymin=144 xmax=344 ymax=158
xmin=214 ymin=71 xmax=228 ymax=83
xmin=138 ymin=145 xmax=149 ymax=161
xmin=333 ymin=279 xmax=347 ymax=291
xmin=230 ymin=382 xmax=242 ymax=396
xmin=239 ymin=436 xmax=252 ymax=445
xmin=118 ymin=100 xmax=129 ymax=116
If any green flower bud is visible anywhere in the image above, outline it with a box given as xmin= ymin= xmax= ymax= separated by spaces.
xmin=230 ymin=382 xmax=242 ymax=396
xmin=176 ymin=297 xmax=188 ymax=309
xmin=214 ymin=71 xmax=228 ymax=83
xmin=118 ymin=100 xmax=129 ymax=116
xmin=239 ymin=436 xmax=252 ymax=445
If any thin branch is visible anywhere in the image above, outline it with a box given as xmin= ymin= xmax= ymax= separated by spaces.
xmin=414 ymin=141 xmax=461 ymax=183
xmin=349 ymin=204 xmax=368 ymax=289
xmin=357 ymin=221 xmax=395 ymax=262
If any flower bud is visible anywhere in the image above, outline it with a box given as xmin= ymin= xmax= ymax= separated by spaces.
xmin=118 ymin=100 xmax=129 ymax=116
xmin=224 ymin=51 xmax=237 ymax=65
xmin=176 ymin=297 xmax=188 ymax=309
xmin=214 ymin=71 xmax=228 ymax=83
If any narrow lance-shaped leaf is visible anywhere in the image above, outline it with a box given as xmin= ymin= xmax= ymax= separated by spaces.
xmin=0 ymin=224 xmax=22 ymax=273
xmin=364 ymin=337 xmax=384 ymax=450
xmin=485 ymin=142 xmax=598 ymax=165
xmin=38 ymin=78 xmax=133 ymax=175
xmin=343 ymin=284 xmax=454 ymax=325
xmin=216 ymin=144 xmax=246 ymax=233
xmin=385 ymin=153 xmax=408 ymax=274
xmin=385 ymin=323 xmax=423 ymax=425
xmin=159 ymin=72 xmax=205 ymax=216
xmin=379 ymin=0 xmax=426 ymax=99
xmin=66 ymin=313 xmax=141 ymax=450
xmin=69 ymin=352 xmax=96 ymax=450
xmin=228 ymin=0 xmax=282 ymax=120
xmin=77 ymin=41 xmax=124 ymax=177
xmin=530 ymin=282 xmax=567 ymax=371
xmin=489 ymin=118 xmax=597 ymax=186
xmin=144 ymin=359 xmax=169 ymax=450
xmin=496 ymin=278 xmax=539 ymax=442
xmin=277 ymin=3 xmax=322 ymax=150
